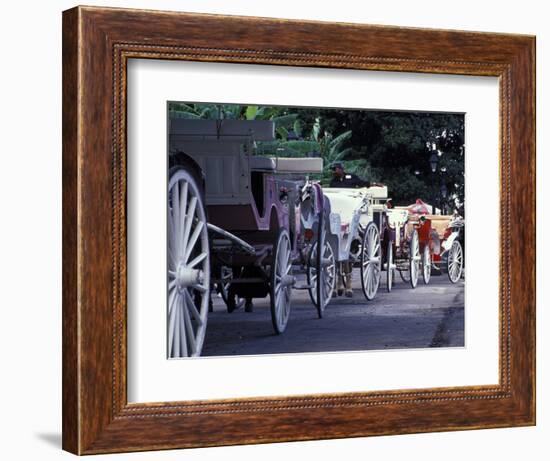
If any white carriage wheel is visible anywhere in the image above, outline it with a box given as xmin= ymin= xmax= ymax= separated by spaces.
xmin=167 ymin=169 xmax=210 ymax=358
xmin=409 ymin=228 xmax=420 ymax=288
xmin=270 ymin=229 xmax=293 ymax=334
xmin=360 ymin=222 xmax=381 ymax=300
xmin=422 ymin=245 xmax=431 ymax=285
xmin=386 ymin=238 xmax=394 ymax=292
xmin=447 ymin=240 xmax=464 ymax=283
xmin=307 ymin=239 xmax=336 ymax=317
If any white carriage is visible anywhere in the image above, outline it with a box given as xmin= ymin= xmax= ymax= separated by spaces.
xmin=303 ymin=185 xmax=389 ymax=314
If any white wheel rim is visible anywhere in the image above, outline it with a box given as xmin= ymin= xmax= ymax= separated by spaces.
xmin=448 ymin=241 xmax=463 ymax=283
xmin=399 ymin=268 xmax=411 ymax=282
xmin=409 ymin=230 xmax=420 ymax=288
xmin=309 ymin=239 xmax=336 ymax=308
xmin=361 ymin=223 xmax=381 ymax=300
xmin=272 ymin=231 xmax=292 ymax=332
xmin=422 ymin=245 xmax=431 ymax=284
xmin=168 ymin=170 xmax=210 ymax=358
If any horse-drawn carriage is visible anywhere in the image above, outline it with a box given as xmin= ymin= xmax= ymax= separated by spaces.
xmin=395 ymin=201 xmax=465 ymax=286
xmin=310 ymin=187 xmax=387 ymax=308
xmin=168 ymin=118 xmax=326 ymax=357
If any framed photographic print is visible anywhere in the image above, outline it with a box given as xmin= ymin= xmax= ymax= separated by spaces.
xmin=62 ymin=5 xmax=535 ymax=454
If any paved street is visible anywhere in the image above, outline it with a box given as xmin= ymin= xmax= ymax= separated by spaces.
xmin=202 ymin=269 xmax=464 ymax=357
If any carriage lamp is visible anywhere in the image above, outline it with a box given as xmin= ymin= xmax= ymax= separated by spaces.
xmin=429 ymin=153 xmax=439 ymax=173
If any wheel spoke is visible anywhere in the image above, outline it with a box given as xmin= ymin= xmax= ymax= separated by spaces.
xmin=191 ymin=283 xmax=208 ymax=293
xmin=173 ymin=296 xmax=182 ymax=357
xmin=172 ymin=183 xmax=181 ymax=258
xmin=178 ymin=296 xmax=188 ymax=357
xmin=167 ymin=291 xmax=178 ymax=354
xmin=177 ymin=182 xmax=188 ymax=256
xmin=187 ymin=252 xmax=207 ymax=269
xmin=181 ymin=196 xmax=197 ymax=260
xmin=182 ymin=302 xmax=196 ymax=356
xmin=184 ymin=289 xmax=203 ymax=326
xmin=368 ymin=268 xmax=374 ymax=293
xmin=184 ymin=220 xmax=204 ymax=263
xmin=168 ymin=214 xmax=179 ymax=268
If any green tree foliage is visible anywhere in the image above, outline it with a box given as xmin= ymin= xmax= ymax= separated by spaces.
xmin=168 ymin=102 xmax=464 ymax=211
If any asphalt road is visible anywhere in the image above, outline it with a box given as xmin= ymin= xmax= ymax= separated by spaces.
xmin=202 ymin=269 xmax=464 ymax=357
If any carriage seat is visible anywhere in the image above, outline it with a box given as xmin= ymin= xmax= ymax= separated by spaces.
xmin=425 ymin=215 xmax=452 ymax=238
xmin=250 ymin=156 xmax=323 ymax=173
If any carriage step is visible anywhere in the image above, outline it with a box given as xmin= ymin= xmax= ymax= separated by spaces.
xmin=293 ymin=284 xmax=314 ymax=290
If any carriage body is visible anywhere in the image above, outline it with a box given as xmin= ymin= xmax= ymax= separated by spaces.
xmin=423 ymin=214 xmax=465 ymax=283
xmin=322 ymin=186 xmax=387 ymax=263
xmin=167 ymin=118 xmax=325 ymax=356
xmin=169 ymin=118 xmax=324 ymax=259
xmin=390 ymin=204 xmax=465 ymax=286
xmin=308 ymin=186 xmax=389 ymax=303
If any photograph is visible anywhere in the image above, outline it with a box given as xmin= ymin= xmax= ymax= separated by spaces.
xmin=167 ymin=102 xmax=466 ymax=358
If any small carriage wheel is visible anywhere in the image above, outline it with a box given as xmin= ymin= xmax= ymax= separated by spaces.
xmin=447 ymin=240 xmax=464 ymax=283
xmin=386 ymin=238 xmax=394 ymax=292
xmin=399 ymin=268 xmax=410 ymax=283
xmin=307 ymin=239 xmax=336 ymax=318
xmin=422 ymin=245 xmax=431 ymax=285
xmin=270 ymin=229 xmax=293 ymax=334
xmin=219 ymin=266 xmax=245 ymax=313
xmin=360 ymin=222 xmax=381 ymax=300
xmin=167 ymin=168 xmax=210 ymax=358
xmin=409 ymin=228 xmax=421 ymax=288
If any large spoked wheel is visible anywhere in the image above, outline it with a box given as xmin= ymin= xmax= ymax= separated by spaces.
xmin=447 ymin=240 xmax=464 ymax=283
xmin=409 ymin=229 xmax=420 ymax=288
xmin=307 ymin=209 xmax=335 ymax=318
xmin=219 ymin=266 xmax=245 ymax=313
xmin=422 ymin=245 xmax=432 ymax=285
xmin=270 ymin=229 xmax=293 ymax=334
xmin=307 ymin=241 xmax=336 ymax=318
xmin=360 ymin=222 xmax=381 ymax=300
xmin=385 ymin=238 xmax=394 ymax=292
xmin=167 ymin=169 xmax=210 ymax=358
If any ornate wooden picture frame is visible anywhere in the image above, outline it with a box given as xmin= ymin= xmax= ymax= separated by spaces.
xmin=62 ymin=5 xmax=535 ymax=454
